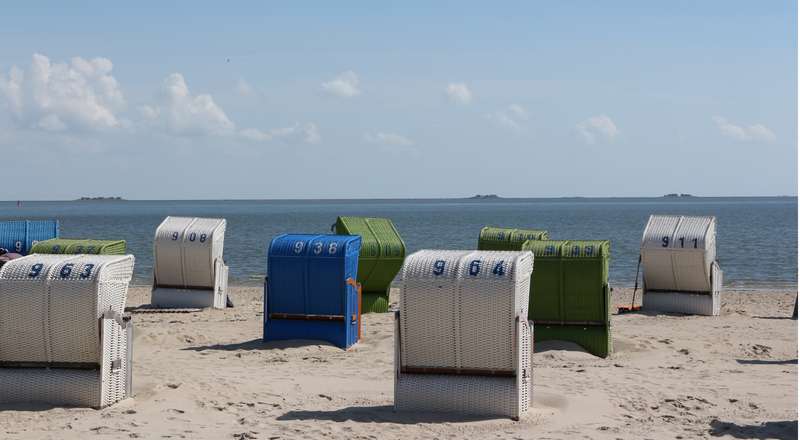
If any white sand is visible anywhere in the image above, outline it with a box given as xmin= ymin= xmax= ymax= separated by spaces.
xmin=0 ymin=287 xmax=796 ymax=439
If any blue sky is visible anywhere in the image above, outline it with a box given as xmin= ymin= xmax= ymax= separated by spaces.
xmin=0 ymin=1 xmax=796 ymax=199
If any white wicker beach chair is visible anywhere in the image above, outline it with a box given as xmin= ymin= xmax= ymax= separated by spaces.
xmin=394 ymin=250 xmax=534 ymax=420
xmin=640 ymin=215 xmax=723 ymax=316
xmin=0 ymin=254 xmax=135 ymax=407
xmin=151 ymin=216 xmax=229 ymax=309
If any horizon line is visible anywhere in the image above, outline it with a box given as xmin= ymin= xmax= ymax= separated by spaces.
xmin=2 ymin=194 xmax=797 ymax=203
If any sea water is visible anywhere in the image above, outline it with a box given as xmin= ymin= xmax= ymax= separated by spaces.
xmin=0 ymin=197 xmax=795 ymax=289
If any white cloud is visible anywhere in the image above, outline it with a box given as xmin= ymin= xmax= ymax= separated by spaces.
xmin=321 ymin=71 xmax=360 ymax=98
xmin=37 ymin=114 xmax=67 ymax=132
xmin=712 ymin=116 xmax=776 ymax=142
xmin=235 ymin=78 xmax=255 ymax=97
xmin=240 ymin=123 xmax=320 ymax=144
xmin=445 ymin=82 xmax=472 ymax=104
xmin=144 ymin=73 xmax=319 ymax=144
xmin=363 ymin=131 xmax=415 ymax=146
xmin=301 ymin=123 xmax=321 ymax=144
xmin=507 ymin=104 xmax=528 ymax=121
xmin=0 ymin=53 xmax=125 ymax=131
xmin=364 ymin=132 xmax=419 ymax=158
xmin=487 ymin=104 xmax=529 ymax=131
xmin=576 ymin=115 xmax=619 ymax=144
xmin=142 ymin=73 xmax=234 ymax=136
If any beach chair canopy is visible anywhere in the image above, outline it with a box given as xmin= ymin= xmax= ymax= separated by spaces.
xmin=153 ymin=216 xmax=226 ymax=289
xmin=640 ymin=215 xmax=722 ymax=316
xmin=640 ymin=215 xmax=717 ymax=293
xmin=265 ymin=234 xmax=362 ymax=349
xmin=521 ymin=239 xmax=611 ymax=357
xmin=0 ymin=254 xmax=134 ymax=407
xmin=395 ymin=249 xmax=533 ymax=419
xmin=478 ymin=226 xmax=548 ymax=251
xmin=334 ymin=216 xmax=405 ymax=313
xmin=31 ymin=238 xmax=127 ymax=255
xmin=0 ymin=220 xmax=59 ymax=255
xmin=522 ymin=240 xmax=610 ymax=324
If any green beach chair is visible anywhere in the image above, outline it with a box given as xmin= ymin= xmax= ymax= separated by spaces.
xmin=334 ymin=216 xmax=405 ymax=313
xmin=478 ymin=226 xmax=548 ymax=251
xmin=30 ymin=238 xmax=127 ymax=255
xmin=521 ymin=239 xmax=612 ymax=358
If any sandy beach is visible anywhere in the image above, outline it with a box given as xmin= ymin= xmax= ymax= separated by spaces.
xmin=0 ymin=286 xmax=796 ymax=440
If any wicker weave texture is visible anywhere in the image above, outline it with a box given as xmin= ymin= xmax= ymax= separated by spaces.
xmin=0 ymin=368 xmax=102 ymax=406
xmin=399 ymin=250 xmax=532 ymax=370
xmin=0 ymin=254 xmax=134 ymax=407
xmin=395 ymin=373 xmax=521 ymax=417
xmin=30 ymin=238 xmax=127 ymax=255
xmin=394 ymin=314 xmax=533 ymax=419
xmin=643 ymin=262 xmax=722 ymax=316
xmin=0 ymin=254 xmax=134 ymax=364
xmin=151 ymin=287 xmax=222 ymax=308
xmin=151 ymin=258 xmax=228 ymax=309
xmin=264 ymin=234 xmax=362 ymax=349
xmin=399 ymin=250 xmax=466 ymax=368
xmin=153 ymin=216 xmax=226 ymax=289
xmin=395 ymin=250 xmax=533 ymax=419
xmin=0 ymin=320 xmax=132 ymax=408
xmin=360 ymin=291 xmax=390 ymax=314
xmin=643 ymin=291 xmax=720 ymax=316
xmin=478 ymin=227 xmax=548 ymax=251
xmin=0 ymin=254 xmax=67 ymax=362
xmin=0 ymin=219 xmax=59 ymax=255
xmin=101 ymin=317 xmax=132 ymax=406
xmin=457 ymin=252 xmax=532 ymax=370
xmin=335 ymin=216 xmax=405 ymax=298
xmin=641 ymin=215 xmax=717 ymax=293
xmin=517 ymin=318 xmax=532 ymax=413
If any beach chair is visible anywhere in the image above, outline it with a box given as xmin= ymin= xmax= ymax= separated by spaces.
xmin=394 ymin=250 xmax=533 ymax=420
xmin=0 ymin=254 xmax=135 ymax=408
xmin=264 ymin=234 xmax=362 ymax=349
xmin=333 ymin=216 xmax=405 ymax=313
xmin=150 ymin=216 xmax=229 ymax=309
xmin=0 ymin=219 xmax=59 ymax=255
xmin=478 ymin=226 xmax=548 ymax=251
xmin=0 ymin=250 xmax=22 ymax=268
xmin=640 ymin=215 xmax=722 ymax=316
xmin=30 ymin=238 xmax=127 ymax=255
xmin=521 ymin=240 xmax=612 ymax=358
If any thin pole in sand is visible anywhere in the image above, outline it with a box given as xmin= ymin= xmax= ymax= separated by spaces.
xmin=618 ymin=255 xmax=643 ymax=314
xmin=631 ymin=254 xmax=641 ymax=310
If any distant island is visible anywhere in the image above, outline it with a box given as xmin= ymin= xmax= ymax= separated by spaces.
xmin=468 ymin=194 xmax=501 ymax=199
xmin=662 ymin=193 xmax=695 ymax=198
xmin=76 ymin=196 xmax=125 ymax=201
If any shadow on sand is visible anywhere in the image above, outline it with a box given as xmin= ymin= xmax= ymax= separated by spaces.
xmin=753 ymin=316 xmax=796 ymax=320
xmin=533 ymin=340 xmax=591 ymax=354
xmin=614 ymin=309 xmax=697 ymax=318
xmin=0 ymin=402 xmax=84 ymax=412
xmin=709 ymin=419 xmax=797 ymax=439
xmin=735 ymin=359 xmax=797 ymax=366
xmin=182 ymin=338 xmax=339 ymax=351
xmin=278 ymin=405 xmax=502 ymax=424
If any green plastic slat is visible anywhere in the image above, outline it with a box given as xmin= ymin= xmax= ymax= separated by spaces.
xmin=335 ymin=216 xmax=405 ymax=313
xmin=30 ymin=238 xmax=127 ymax=255
xmin=562 ymin=240 xmax=610 ymax=324
xmin=521 ymin=239 xmax=611 ymax=358
xmin=478 ymin=226 xmax=548 ymax=251
xmin=361 ymin=292 xmax=390 ymax=314
xmin=524 ymin=240 xmax=564 ymax=322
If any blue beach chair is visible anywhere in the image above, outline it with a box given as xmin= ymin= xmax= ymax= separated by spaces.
xmin=0 ymin=220 xmax=59 ymax=255
xmin=264 ymin=234 xmax=362 ymax=349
